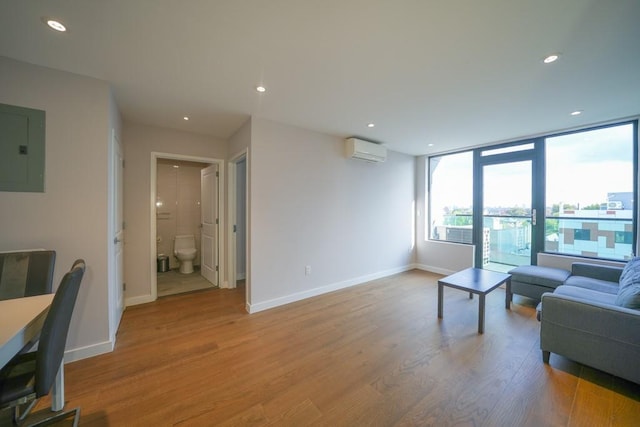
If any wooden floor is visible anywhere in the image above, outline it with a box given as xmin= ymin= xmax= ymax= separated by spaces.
xmin=17 ymin=270 xmax=640 ymax=426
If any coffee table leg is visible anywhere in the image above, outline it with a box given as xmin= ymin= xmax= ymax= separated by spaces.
xmin=505 ymin=278 xmax=512 ymax=309
xmin=438 ymin=282 xmax=443 ymax=318
xmin=478 ymin=294 xmax=485 ymax=334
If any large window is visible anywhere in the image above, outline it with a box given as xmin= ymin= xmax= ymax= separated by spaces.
xmin=427 ymin=120 xmax=637 ymax=264
xmin=428 ymin=151 xmax=473 ymax=243
xmin=545 ymin=123 xmax=636 ymax=260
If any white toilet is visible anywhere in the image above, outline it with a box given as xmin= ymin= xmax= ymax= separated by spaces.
xmin=173 ymin=235 xmax=197 ymax=274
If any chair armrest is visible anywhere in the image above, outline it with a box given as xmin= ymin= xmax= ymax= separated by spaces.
xmin=540 ymin=292 xmax=640 ymax=345
xmin=571 ymin=262 xmax=624 ymax=283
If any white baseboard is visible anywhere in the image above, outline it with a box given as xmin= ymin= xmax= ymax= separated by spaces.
xmin=126 ymin=294 xmax=155 ymax=306
xmin=64 ymin=339 xmax=114 ymax=363
xmin=247 ymin=264 xmax=414 ymax=314
xmin=414 ymin=263 xmax=455 ymax=276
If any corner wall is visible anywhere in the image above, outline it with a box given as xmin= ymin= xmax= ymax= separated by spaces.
xmin=248 ymin=118 xmax=416 ymax=311
xmin=0 ymin=57 xmax=113 ymax=360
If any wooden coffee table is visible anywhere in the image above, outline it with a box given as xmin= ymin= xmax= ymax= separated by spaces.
xmin=437 ymin=268 xmax=511 ymax=334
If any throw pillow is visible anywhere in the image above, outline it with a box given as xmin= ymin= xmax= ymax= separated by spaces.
xmin=616 ymin=256 xmax=640 ymax=309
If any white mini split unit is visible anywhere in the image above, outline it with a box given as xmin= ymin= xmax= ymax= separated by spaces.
xmin=345 ymin=138 xmax=387 ymax=163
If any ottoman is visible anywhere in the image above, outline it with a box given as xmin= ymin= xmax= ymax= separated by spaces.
xmin=508 ymin=265 xmax=571 ymax=301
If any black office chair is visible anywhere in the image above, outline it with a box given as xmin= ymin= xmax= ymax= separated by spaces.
xmin=0 ymin=250 xmax=57 ymax=358
xmin=0 ymin=259 xmax=85 ymax=426
xmin=0 ymin=250 xmax=56 ymax=301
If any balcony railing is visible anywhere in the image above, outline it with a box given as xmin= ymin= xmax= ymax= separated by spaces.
xmin=432 ymin=213 xmax=633 ymax=264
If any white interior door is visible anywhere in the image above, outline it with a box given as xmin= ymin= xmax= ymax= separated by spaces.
xmin=201 ymin=164 xmax=219 ymax=285
xmin=110 ymin=134 xmax=124 ymax=338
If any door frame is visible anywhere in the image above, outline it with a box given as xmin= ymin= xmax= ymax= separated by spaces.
xmin=107 ymin=129 xmax=124 ymax=344
xmin=473 ymin=141 xmax=543 ymax=268
xmin=149 ymin=152 xmax=225 ymax=300
xmin=227 ymin=148 xmax=250 ymax=305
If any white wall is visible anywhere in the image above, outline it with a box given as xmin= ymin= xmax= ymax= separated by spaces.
xmin=248 ymin=118 xmax=415 ymax=312
xmin=229 ymin=118 xmax=251 ymax=159
xmin=123 ymin=122 xmax=227 ymax=303
xmin=0 ymin=57 xmax=113 ymax=360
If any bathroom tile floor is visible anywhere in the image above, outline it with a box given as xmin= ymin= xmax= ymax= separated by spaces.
xmin=156 ymin=267 xmax=217 ymax=297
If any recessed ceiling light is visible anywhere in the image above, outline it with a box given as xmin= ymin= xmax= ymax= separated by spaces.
xmin=570 ymin=110 xmax=582 ymax=116
xmin=45 ymin=19 xmax=66 ymax=32
xmin=367 ymin=123 xmax=375 ymax=128
xmin=543 ymin=54 xmax=560 ymax=64
xmin=428 ymin=143 xmax=434 ymax=147
xmin=256 ymin=86 xmax=266 ymax=93
xmin=183 ymin=116 xmax=190 ymax=121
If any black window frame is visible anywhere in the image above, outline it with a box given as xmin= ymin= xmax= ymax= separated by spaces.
xmin=427 ymin=119 xmax=638 ymax=263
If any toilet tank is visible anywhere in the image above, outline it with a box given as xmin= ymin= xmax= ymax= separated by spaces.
xmin=174 ymin=235 xmax=195 ymax=251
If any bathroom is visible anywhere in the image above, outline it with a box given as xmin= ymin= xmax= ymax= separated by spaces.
xmin=155 ymin=158 xmax=215 ymax=297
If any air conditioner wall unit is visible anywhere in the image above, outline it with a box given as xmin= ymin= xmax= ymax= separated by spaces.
xmin=345 ymin=138 xmax=387 ymax=163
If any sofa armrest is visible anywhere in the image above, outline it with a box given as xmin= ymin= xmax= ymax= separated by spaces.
xmin=540 ymin=292 xmax=640 ymax=345
xmin=570 ymin=262 xmax=624 ymax=283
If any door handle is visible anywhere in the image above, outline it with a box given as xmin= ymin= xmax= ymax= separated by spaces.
xmin=531 ymin=208 xmax=536 ymax=226
xmin=114 ymin=237 xmax=122 ymax=244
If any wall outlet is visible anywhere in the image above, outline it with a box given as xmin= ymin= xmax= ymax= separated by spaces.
xmin=305 ymin=265 xmax=311 ymax=276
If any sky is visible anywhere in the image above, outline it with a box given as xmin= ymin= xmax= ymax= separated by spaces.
xmin=546 ymin=124 xmax=633 ymax=206
xmin=429 ymin=123 xmax=634 ymax=210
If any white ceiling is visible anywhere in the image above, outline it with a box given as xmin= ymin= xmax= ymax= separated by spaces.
xmin=1 ymin=1 xmax=639 ymax=156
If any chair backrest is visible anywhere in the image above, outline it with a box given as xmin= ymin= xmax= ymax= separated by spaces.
xmin=34 ymin=259 xmax=85 ymax=397
xmin=0 ymin=250 xmax=56 ymax=300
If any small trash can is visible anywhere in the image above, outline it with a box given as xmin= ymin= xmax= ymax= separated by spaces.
xmin=157 ymin=254 xmax=169 ymax=273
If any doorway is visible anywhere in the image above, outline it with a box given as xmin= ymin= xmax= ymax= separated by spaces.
xmin=475 ymin=145 xmax=539 ymax=272
xmin=227 ymin=150 xmax=249 ymax=307
xmin=108 ymin=130 xmax=124 ymax=341
xmin=150 ymin=153 xmax=225 ymax=299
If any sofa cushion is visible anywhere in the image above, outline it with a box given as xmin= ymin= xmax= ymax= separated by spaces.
xmin=554 ymin=285 xmax=618 ymax=306
xmin=508 ymin=265 xmax=571 ymax=289
xmin=571 ymin=262 xmax=624 ymax=283
xmin=616 ymin=257 xmax=640 ymax=309
xmin=564 ymin=276 xmax=619 ymax=294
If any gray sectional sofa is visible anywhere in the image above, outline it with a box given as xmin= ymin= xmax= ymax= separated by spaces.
xmin=538 ymin=260 xmax=640 ymax=385
xmin=509 ymin=265 xmax=571 ymax=301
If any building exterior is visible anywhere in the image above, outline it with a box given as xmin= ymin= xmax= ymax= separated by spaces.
xmin=547 ymin=192 xmax=634 ymax=260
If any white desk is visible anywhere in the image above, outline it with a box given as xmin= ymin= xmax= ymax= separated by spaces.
xmin=0 ymin=294 xmax=64 ymax=411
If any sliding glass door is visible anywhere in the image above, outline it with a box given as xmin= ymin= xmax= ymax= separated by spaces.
xmin=474 ymin=145 xmax=539 ymax=272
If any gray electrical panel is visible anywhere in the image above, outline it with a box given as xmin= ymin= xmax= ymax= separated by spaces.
xmin=0 ymin=103 xmax=45 ymax=192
